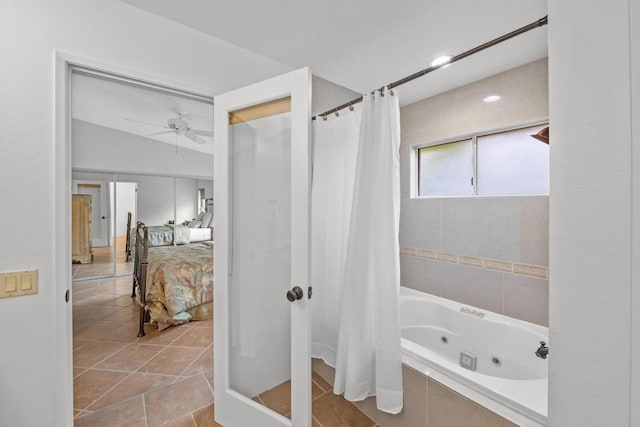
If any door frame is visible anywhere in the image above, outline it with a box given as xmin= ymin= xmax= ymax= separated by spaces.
xmin=54 ymin=51 xmax=214 ymax=427
xmin=213 ymin=67 xmax=312 ymax=427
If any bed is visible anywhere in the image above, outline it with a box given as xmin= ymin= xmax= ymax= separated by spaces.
xmin=134 ymin=222 xmax=214 ymax=336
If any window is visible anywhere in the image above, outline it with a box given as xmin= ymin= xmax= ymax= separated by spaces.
xmin=416 ymin=123 xmax=549 ymax=197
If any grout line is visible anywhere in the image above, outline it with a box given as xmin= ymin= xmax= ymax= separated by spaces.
xmin=78 ymin=371 xmax=134 ymax=412
xmin=312 ymin=414 xmax=324 ymax=427
xmin=142 ymin=393 xmax=149 ymax=427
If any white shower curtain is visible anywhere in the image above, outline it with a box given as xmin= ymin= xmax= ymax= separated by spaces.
xmin=311 ymin=107 xmax=361 ymax=366
xmin=311 ymin=89 xmax=403 ymax=414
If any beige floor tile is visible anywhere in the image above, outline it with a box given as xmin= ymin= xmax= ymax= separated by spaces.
xmin=95 ymin=343 xmax=164 ymax=371
xmin=74 ymin=304 xmax=125 ymax=320
xmin=312 ymin=381 xmax=325 ymax=400
xmin=190 ymin=318 xmax=214 ymax=328
xmin=313 ymin=371 xmax=332 ymax=392
xmin=172 ymin=327 xmax=213 ymax=347
xmin=203 ymin=368 xmax=214 ymax=391
xmin=73 ymin=369 xmax=129 ymax=410
xmin=192 ymin=404 xmax=223 ymax=427
xmin=87 ymin=372 xmax=175 ymax=412
xmin=145 ymin=374 xmax=213 ymax=426
xmin=73 ymin=367 xmax=87 ymax=378
xmin=103 ymin=294 xmax=136 ymax=307
xmin=313 ymin=392 xmax=376 ymax=427
xmin=182 ymin=347 xmax=214 ymax=376
xmin=73 ymin=338 xmax=92 ymax=351
xmin=103 ymin=305 xmax=139 ymax=324
xmin=73 ymin=340 xmax=128 ymax=368
xmin=162 ymin=414 xmax=197 ymax=427
xmin=138 ymin=346 xmax=205 ymax=376
xmin=135 ymin=323 xmax=192 ymax=345
xmin=259 ymin=380 xmax=291 ymax=417
xmin=75 ymin=395 xmax=146 ymax=427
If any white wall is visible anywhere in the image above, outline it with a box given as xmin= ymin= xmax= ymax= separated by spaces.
xmin=73 ymin=119 xmax=213 ymax=179
xmin=0 ymin=1 xmax=290 ymax=425
xmin=176 ymin=177 xmax=198 ymax=224
xmin=548 ymin=1 xmax=638 ymax=425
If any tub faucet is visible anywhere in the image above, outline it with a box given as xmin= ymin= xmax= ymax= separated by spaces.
xmin=535 ymin=341 xmax=548 ymax=359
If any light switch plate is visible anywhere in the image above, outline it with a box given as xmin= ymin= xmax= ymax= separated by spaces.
xmin=0 ymin=270 xmax=38 ymax=299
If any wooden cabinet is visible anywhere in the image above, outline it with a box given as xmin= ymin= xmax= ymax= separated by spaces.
xmin=72 ymin=194 xmax=93 ymax=264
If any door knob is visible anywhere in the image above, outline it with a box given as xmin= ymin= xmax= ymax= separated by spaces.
xmin=286 ymin=286 xmax=304 ymax=302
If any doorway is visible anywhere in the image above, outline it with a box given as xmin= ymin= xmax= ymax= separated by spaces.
xmin=65 ymin=61 xmax=216 ymax=425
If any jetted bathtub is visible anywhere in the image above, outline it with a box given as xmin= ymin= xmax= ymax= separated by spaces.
xmin=400 ymin=287 xmax=548 ymax=426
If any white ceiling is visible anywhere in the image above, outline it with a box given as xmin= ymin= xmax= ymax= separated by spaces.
xmin=73 ymin=1 xmax=547 ymax=153
xmin=71 ymin=72 xmax=214 ymax=155
xmin=120 ymin=0 xmax=548 ymax=106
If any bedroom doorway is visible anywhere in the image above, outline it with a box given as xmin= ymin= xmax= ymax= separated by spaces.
xmin=64 ymin=60 xmax=215 ymax=426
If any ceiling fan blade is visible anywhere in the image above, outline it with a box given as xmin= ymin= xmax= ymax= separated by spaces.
xmin=124 ymin=118 xmax=168 ymax=129
xmin=146 ymin=130 xmax=175 ymax=136
xmin=191 ymin=129 xmax=214 ymax=137
xmin=184 ymin=130 xmax=208 ymax=144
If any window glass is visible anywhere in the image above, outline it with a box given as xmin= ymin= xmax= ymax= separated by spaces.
xmin=418 ymin=139 xmax=473 ymax=196
xmin=416 ymin=123 xmax=549 ymax=197
xmin=476 ymin=125 xmax=549 ymax=195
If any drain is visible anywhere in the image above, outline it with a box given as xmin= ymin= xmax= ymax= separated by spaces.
xmin=491 ymin=356 xmax=501 ymax=367
xmin=441 ymin=336 xmax=448 ymax=344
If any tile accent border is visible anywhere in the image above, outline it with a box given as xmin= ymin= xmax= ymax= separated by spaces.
xmin=399 ymin=246 xmax=548 ymax=279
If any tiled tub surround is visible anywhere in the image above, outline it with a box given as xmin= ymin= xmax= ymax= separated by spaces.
xmin=399 ymin=59 xmax=550 ymax=327
xmin=313 ymin=287 xmax=549 ymax=427
xmin=399 ymin=244 xmax=548 ymax=326
xmin=399 ymin=247 xmax=548 ymax=279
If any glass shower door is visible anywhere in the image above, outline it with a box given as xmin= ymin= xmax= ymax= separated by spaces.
xmin=214 ymin=68 xmax=312 ymax=427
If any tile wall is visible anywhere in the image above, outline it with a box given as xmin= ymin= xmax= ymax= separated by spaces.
xmin=398 ymin=59 xmax=549 ymax=326
xmin=312 ymin=359 xmax=516 ymax=427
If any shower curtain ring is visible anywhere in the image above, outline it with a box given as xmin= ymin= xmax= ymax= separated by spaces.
xmin=335 ymin=110 xmax=339 ymax=117
xmin=349 ymin=103 xmax=354 ymax=111
xmin=323 ymin=115 xmax=328 ymax=121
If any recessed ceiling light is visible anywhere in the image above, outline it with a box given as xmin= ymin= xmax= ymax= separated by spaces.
xmin=483 ymin=95 xmax=501 ymax=103
xmin=431 ymin=55 xmax=452 ymax=68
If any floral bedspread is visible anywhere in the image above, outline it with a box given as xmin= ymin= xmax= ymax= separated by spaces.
xmin=140 ymin=241 xmax=214 ymax=327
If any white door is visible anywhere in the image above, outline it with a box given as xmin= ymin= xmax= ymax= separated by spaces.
xmin=214 ymin=68 xmax=312 ymax=427
xmin=74 ymin=180 xmax=109 ymax=247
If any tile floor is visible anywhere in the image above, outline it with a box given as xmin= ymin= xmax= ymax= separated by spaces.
xmin=72 ymin=275 xmax=376 ymax=427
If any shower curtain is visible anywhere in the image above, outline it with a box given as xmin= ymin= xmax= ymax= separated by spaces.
xmin=311 ymin=108 xmax=361 ymax=366
xmin=311 ymin=89 xmax=403 ymax=414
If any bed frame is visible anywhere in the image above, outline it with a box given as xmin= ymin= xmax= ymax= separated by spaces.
xmin=125 ymin=211 xmax=132 ymax=262
xmin=133 ymin=222 xmax=150 ymax=337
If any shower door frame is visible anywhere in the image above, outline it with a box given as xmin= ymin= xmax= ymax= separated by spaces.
xmin=213 ymin=67 xmax=312 ymax=427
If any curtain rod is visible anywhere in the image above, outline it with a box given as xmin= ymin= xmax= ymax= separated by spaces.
xmin=312 ymin=15 xmax=548 ymax=121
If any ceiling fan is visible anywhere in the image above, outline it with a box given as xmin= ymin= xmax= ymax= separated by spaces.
xmin=125 ymin=112 xmax=213 ymax=144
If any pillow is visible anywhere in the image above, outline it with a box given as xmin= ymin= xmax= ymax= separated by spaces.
xmin=188 ymin=220 xmax=202 ymax=228
xmin=200 ymin=212 xmax=213 ymax=228
xmin=196 ymin=211 xmax=206 ymax=221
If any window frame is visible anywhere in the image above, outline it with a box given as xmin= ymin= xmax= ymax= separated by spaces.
xmin=411 ymin=119 xmax=549 ymax=199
